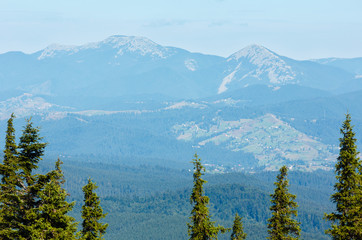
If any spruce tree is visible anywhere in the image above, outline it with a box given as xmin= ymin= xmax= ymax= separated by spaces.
xmin=325 ymin=113 xmax=362 ymax=239
xmin=80 ymin=178 xmax=108 ymax=240
xmin=18 ymin=118 xmax=47 ymax=179
xmin=231 ymin=213 xmax=247 ymax=240
xmin=17 ymin=119 xmax=47 ymax=239
xmin=267 ymin=166 xmax=300 ymax=240
xmin=0 ymin=116 xmax=94 ymax=239
xmin=0 ymin=113 xmax=21 ymax=239
xmin=35 ymin=159 xmax=77 ymax=240
xmin=187 ymin=153 xmax=226 ymax=240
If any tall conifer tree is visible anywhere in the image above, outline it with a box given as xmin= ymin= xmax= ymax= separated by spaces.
xmin=188 ymin=153 xmax=226 ymax=240
xmin=17 ymin=119 xmax=47 ymax=239
xmin=267 ymin=166 xmax=300 ymax=240
xmin=0 ymin=116 xmax=93 ymax=239
xmin=18 ymin=119 xmax=47 ymax=179
xmin=0 ymin=114 xmax=21 ymax=239
xmin=325 ymin=113 xmax=362 ymax=239
xmin=230 ymin=213 xmax=247 ymax=240
xmin=35 ymin=159 xmax=77 ymax=239
xmin=80 ymin=178 xmax=108 ymax=240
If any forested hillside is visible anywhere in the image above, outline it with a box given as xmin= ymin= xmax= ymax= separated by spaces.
xmin=2 ymin=110 xmax=362 ymax=240
xmin=34 ymin=157 xmax=334 ymax=240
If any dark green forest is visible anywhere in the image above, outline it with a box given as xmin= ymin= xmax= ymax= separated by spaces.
xmin=31 ymin=157 xmax=334 ymax=240
xmin=1 ymin=114 xmax=362 ymax=239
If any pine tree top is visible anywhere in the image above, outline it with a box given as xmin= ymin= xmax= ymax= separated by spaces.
xmin=268 ymin=166 xmax=300 ymax=240
xmin=188 ymin=154 xmax=227 ymax=240
xmin=81 ymin=178 xmax=108 ymax=240
xmin=18 ymin=119 xmax=47 ymax=177
xmin=325 ymin=113 xmax=362 ymax=239
xmin=3 ymin=113 xmax=17 ymax=166
xmin=231 ymin=213 xmax=247 ymax=240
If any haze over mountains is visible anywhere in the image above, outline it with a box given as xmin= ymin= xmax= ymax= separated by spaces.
xmin=1 ymin=35 xmax=362 ymax=171
xmin=1 ymin=35 xmax=361 ymax=100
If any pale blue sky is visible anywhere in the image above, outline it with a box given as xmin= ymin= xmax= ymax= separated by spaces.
xmin=1 ymin=0 xmax=361 ymax=59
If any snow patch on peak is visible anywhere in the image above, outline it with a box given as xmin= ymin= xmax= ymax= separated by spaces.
xmin=185 ymin=59 xmax=198 ymax=71
xmin=218 ymin=70 xmax=236 ymax=94
xmin=219 ymin=44 xmax=297 ymax=91
xmin=43 ymin=43 xmax=77 ymax=52
xmin=229 ymin=44 xmax=278 ymax=63
xmin=38 ymin=35 xmax=173 ymax=60
xmin=38 ymin=42 xmax=100 ymax=60
xmin=38 ymin=44 xmax=78 ymax=59
xmin=102 ymin=35 xmax=155 ymax=47
xmin=102 ymin=35 xmax=172 ymax=58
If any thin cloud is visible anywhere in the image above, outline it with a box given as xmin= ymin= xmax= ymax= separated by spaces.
xmin=142 ymin=19 xmax=193 ymax=28
xmin=0 ymin=10 xmax=65 ymax=23
xmin=208 ymin=20 xmax=248 ymax=27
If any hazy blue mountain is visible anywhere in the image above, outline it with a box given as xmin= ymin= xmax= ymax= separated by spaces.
xmin=0 ymin=35 xmax=225 ymax=99
xmin=0 ymin=35 xmax=359 ymax=104
xmin=219 ymin=45 xmax=356 ymax=94
xmin=311 ymin=57 xmax=362 ymax=93
xmin=209 ymin=84 xmax=332 ymax=106
xmin=313 ymin=57 xmax=362 ymax=76
xmin=2 ymin=35 xmax=362 ymax=171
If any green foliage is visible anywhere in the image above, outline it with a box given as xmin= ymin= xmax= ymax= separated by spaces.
xmin=35 ymin=159 xmax=77 ymax=239
xmin=0 ymin=116 xmax=78 ymax=239
xmin=231 ymin=213 xmax=246 ymax=240
xmin=80 ymin=178 xmax=108 ymax=240
xmin=325 ymin=113 xmax=362 ymax=239
xmin=0 ymin=113 xmax=344 ymax=240
xmin=18 ymin=119 xmax=47 ymax=178
xmin=40 ymin=158 xmax=332 ymax=239
xmin=0 ymin=113 xmax=21 ymax=239
xmin=2 ymin=113 xmax=18 ymax=167
xmin=267 ymin=166 xmax=300 ymax=240
xmin=188 ymin=153 xmax=227 ymax=240
xmin=17 ymin=119 xmax=48 ymax=239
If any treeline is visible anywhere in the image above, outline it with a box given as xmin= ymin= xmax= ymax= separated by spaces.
xmin=0 ymin=115 xmax=107 ymax=239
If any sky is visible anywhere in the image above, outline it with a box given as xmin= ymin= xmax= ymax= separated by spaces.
xmin=0 ymin=0 xmax=361 ymax=60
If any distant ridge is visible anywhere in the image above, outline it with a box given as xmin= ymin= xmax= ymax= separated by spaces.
xmin=37 ymin=35 xmax=175 ymax=60
xmin=0 ymin=34 xmax=359 ymax=100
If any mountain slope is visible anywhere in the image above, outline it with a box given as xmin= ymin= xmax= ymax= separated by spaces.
xmin=218 ymin=45 xmax=298 ymax=93
xmin=1 ymin=35 xmax=362 ymax=171
xmin=219 ymin=45 xmax=355 ymax=94
xmin=313 ymin=57 xmax=362 ymax=76
xmin=0 ymin=35 xmax=360 ymax=103
xmin=0 ymin=35 xmax=225 ymax=99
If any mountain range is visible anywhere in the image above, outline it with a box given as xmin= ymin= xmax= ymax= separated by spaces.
xmin=1 ymin=35 xmax=361 ymax=100
xmin=1 ymin=35 xmax=362 ymax=171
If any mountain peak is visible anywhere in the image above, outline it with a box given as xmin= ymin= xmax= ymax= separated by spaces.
xmin=37 ymin=43 xmax=78 ymax=59
xmin=218 ymin=44 xmax=297 ymax=94
xmin=100 ymin=35 xmax=171 ymax=58
xmin=38 ymin=35 xmax=173 ymax=60
xmin=102 ymin=35 xmax=155 ymax=45
xmin=228 ymin=44 xmax=277 ymax=62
